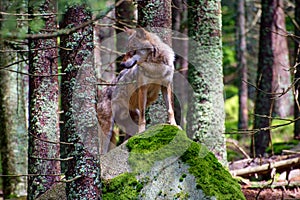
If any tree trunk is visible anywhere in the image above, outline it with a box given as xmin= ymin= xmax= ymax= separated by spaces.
xmin=236 ymin=0 xmax=248 ymax=130
xmin=0 ymin=2 xmax=28 ymax=197
xmin=115 ymin=0 xmax=135 ymax=72
xmin=172 ymin=0 xmax=188 ymax=127
xmin=252 ymin=0 xmax=274 ymax=157
xmin=272 ymin=0 xmax=292 ymax=118
xmin=60 ymin=4 xmax=101 ymax=198
xmin=252 ymin=0 xmax=291 ymax=156
xmin=186 ymin=0 xmax=227 ymax=165
xmin=138 ymin=0 xmax=172 ymax=44
xmin=137 ymin=0 xmax=173 ymax=126
xmin=294 ymin=0 xmax=300 ymax=140
xmin=27 ymin=0 xmax=60 ymax=199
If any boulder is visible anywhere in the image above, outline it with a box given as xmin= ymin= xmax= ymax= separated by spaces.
xmin=101 ymin=124 xmax=245 ymax=200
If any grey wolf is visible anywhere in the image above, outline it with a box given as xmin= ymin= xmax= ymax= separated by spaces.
xmin=97 ymin=28 xmax=177 ymax=154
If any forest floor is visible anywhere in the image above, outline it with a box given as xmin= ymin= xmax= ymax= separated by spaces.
xmin=242 ymin=187 xmax=300 ymax=199
xmin=230 ymin=144 xmax=300 ymax=199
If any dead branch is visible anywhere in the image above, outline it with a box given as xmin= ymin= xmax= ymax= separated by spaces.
xmin=30 ymin=156 xmax=73 ymax=161
xmin=30 ymin=132 xmax=73 ymax=145
xmin=230 ymin=157 xmax=300 ymax=177
xmin=59 ymin=175 xmax=82 ymax=183
xmin=227 ymin=138 xmax=250 ymax=159
xmin=225 ymin=116 xmax=300 ymax=135
xmin=2 ymin=68 xmax=66 ymax=77
xmin=0 ymin=173 xmax=61 ymax=177
xmin=282 ymin=150 xmax=300 ymax=155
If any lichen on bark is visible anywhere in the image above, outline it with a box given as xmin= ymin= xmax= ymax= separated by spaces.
xmin=186 ymin=0 xmax=227 ymax=165
xmin=60 ymin=3 xmax=101 ymax=198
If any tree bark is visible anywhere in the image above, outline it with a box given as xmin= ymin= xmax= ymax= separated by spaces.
xmin=137 ymin=0 xmax=173 ymax=126
xmin=252 ymin=0 xmax=291 ymax=156
xmin=236 ymin=0 xmax=248 ymax=130
xmin=252 ymin=0 xmax=274 ymax=157
xmin=138 ymin=0 xmax=172 ymax=45
xmin=172 ymin=0 xmax=188 ymax=127
xmin=115 ymin=0 xmax=135 ymax=72
xmin=294 ymin=0 xmax=300 ymax=140
xmin=60 ymin=4 xmax=101 ymax=198
xmin=0 ymin=2 xmax=28 ymax=197
xmin=186 ymin=0 xmax=227 ymax=165
xmin=272 ymin=0 xmax=292 ymax=118
xmin=27 ymin=0 xmax=60 ymax=198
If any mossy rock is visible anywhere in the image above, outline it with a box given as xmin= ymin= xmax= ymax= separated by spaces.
xmin=101 ymin=124 xmax=245 ymax=200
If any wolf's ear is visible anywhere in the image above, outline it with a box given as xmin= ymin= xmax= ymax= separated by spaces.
xmin=124 ymin=27 xmax=136 ymax=36
xmin=136 ymin=28 xmax=147 ymax=39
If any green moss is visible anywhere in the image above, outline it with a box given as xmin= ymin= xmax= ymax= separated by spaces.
xmin=174 ymin=191 xmax=190 ymax=199
xmin=102 ymin=173 xmax=143 ymax=200
xmin=126 ymin=124 xmax=192 ymax=172
xmin=181 ymin=142 xmax=245 ymax=200
xmin=125 ymin=124 xmax=245 ymax=199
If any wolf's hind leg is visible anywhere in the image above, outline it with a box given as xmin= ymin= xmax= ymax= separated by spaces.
xmin=138 ymin=85 xmax=147 ymax=133
xmin=162 ymin=84 xmax=177 ymax=126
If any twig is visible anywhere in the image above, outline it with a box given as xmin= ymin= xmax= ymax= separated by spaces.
xmin=30 ymin=156 xmax=73 ymax=161
xmin=225 ymin=116 xmax=300 ymax=135
xmin=3 ymin=68 xmax=66 ymax=77
xmin=59 ymin=175 xmax=82 ymax=183
xmin=0 ymin=173 xmax=61 ymax=177
xmin=30 ymin=132 xmax=73 ymax=145
xmin=227 ymin=138 xmax=250 ymax=159
xmin=0 ymin=59 xmax=28 ymax=70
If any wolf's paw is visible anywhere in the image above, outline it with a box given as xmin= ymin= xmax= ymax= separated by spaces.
xmin=168 ymin=121 xmax=182 ymax=130
xmin=173 ymin=124 xmax=182 ymax=130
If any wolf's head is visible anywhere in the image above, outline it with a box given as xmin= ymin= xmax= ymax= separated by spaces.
xmin=124 ymin=27 xmax=155 ymax=52
xmin=122 ymin=27 xmax=175 ymax=67
xmin=119 ymin=28 xmax=156 ymax=69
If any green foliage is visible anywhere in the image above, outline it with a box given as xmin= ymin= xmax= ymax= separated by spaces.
xmin=223 ymin=46 xmax=236 ymax=74
xmin=0 ymin=0 xmax=28 ymax=38
xmin=58 ymin=0 xmax=107 ymax=20
xmin=222 ymin=4 xmax=237 ymax=76
xmin=267 ymin=140 xmax=299 ymax=155
xmin=224 ymin=85 xmax=238 ymax=99
xmin=28 ymin=18 xmax=45 ymax=33
xmin=225 ymin=95 xmax=239 ymax=133
xmin=271 ymin=118 xmax=294 ymax=142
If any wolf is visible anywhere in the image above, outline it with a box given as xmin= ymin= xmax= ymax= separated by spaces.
xmin=97 ymin=28 xmax=177 ymax=154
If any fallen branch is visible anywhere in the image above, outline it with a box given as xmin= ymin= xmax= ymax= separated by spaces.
xmin=230 ymin=157 xmax=300 ymax=177
xmin=227 ymin=138 xmax=250 ymax=159
xmin=242 ymin=181 xmax=300 ymax=189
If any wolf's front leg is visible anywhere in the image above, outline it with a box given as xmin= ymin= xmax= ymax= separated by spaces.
xmin=138 ymin=85 xmax=147 ymax=133
xmin=162 ymin=85 xmax=177 ymax=126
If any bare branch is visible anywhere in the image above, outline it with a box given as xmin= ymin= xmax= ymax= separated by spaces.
xmin=29 ymin=132 xmax=73 ymax=145
xmin=0 ymin=173 xmax=61 ymax=177
xmin=30 ymin=156 xmax=73 ymax=161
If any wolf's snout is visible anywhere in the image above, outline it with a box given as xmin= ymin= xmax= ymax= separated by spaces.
xmin=120 ymin=60 xmax=137 ymax=69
